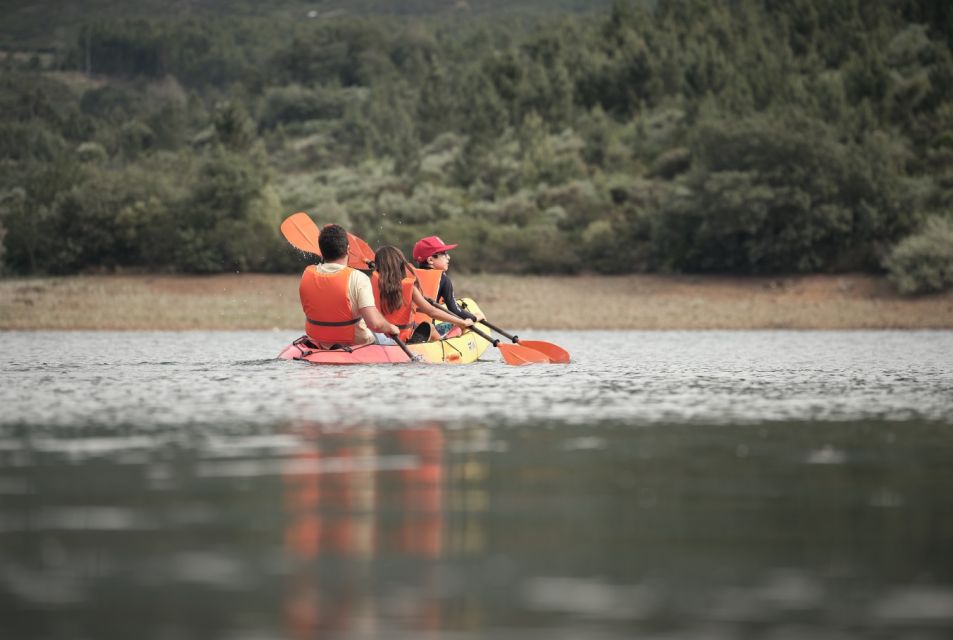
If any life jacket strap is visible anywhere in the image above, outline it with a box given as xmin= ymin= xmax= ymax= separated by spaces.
xmin=307 ymin=316 xmax=361 ymax=327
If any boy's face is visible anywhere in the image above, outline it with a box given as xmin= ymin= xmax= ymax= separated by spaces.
xmin=427 ymin=252 xmax=450 ymax=271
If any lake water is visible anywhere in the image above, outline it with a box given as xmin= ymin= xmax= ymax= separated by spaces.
xmin=1 ymin=330 xmax=952 ymax=639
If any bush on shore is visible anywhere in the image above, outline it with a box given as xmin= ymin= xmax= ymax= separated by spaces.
xmin=885 ymin=216 xmax=953 ymax=294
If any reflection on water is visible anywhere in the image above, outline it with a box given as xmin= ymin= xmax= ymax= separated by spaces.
xmin=282 ymin=425 xmax=447 ymax=638
xmin=2 ymin=419 xmax=953 ymax=639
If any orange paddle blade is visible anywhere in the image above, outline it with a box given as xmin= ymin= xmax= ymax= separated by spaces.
xmin=498 ymin=343 xmax=550 ymax=365
xmin=518 ymin=340 xmax=570 ymax=364
xmin=347 ymin=232 xmax=376 ymax=269
xmin=473 ymin=317 xmax=570 ymax=364
xmin=280 ymin=212 xmax=321 ymax=255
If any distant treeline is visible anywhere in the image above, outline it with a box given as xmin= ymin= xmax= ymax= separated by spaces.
xmin=2 ymin=0 xmax=953 ymax=292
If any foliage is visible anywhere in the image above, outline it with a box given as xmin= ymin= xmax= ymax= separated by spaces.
xmin=1 ymin=0 xmax=951 ymax=286
xmin=652 ymin=113 xmax=912 ymax=273
xmin=885 ymin=215 xmax=953 ymax=294
xmin=175 ymin=146 xmax=282 ymax=273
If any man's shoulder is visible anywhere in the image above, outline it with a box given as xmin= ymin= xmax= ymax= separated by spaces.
xmin=349 ymin=269 xmax=371 ymax=285
xmin=349 ymin=269 xmax=375 ymax=309
xmin=349 ymin=269 xmax=373 ymax=296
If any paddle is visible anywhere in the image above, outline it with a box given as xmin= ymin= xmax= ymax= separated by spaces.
xmin=454 ymin=299 xmax=570 ymax=364
xmin=346 ymin=231 xmax=376 ymax=269
xmin=281 ymin=212 xmax=375 ymax=270
xmin=472 ymin=318 xmax=570 ymax=364
xmin=424 ymin=298 xmax=549 ymax=365
xmin=466 ymin=324 xmax=550 ymax=365
xmin=392 ymin=334 xmax=419 ymax=363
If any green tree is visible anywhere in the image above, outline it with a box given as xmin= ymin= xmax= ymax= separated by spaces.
xmin=653 ymin=115 xmax=911 ymax=273
xmin=212 ymin=100 xmax=255 ymax=152
xmin=175 ymin=147 xmax=281 ymax=272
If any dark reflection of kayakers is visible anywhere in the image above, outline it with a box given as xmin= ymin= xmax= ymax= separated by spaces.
xmin=281 ymin=424 xmax=448 ymax=637
xmin=371 ymin=245 xmax=473 ymax=345
xmin=282 ymin=428 xmax=377 ymax=638
xmin=299 ymin=224 xmax=399 ymax=348
xmin=396 ymin=425 xmax=445 ymax=559
xmin=412 ymin=235 xmax=485 ymax=337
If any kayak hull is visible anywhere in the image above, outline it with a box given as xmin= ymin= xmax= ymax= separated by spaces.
xmin=278 ymin=298 xmax=491 ymax=365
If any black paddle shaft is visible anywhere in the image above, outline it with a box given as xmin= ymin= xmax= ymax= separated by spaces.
xmin=392 ymin=335 xmax=419 ymax=362
xmin=424 ymin=297 xmax=500 ymax=347
xmin=477 ymin=318 xmax=518 ymax=343
xmin=454 ymin=299 xmax=518 ymax=343
xmin=466 ymin=324 xmax=500 ymax=347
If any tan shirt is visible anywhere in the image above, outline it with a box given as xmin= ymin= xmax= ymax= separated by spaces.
xmin=314 ymin=263 xmax=376 ymax=345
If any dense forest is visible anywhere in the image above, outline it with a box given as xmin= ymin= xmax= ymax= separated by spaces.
xmin=2 ymin=0 xmax=953 ymax=292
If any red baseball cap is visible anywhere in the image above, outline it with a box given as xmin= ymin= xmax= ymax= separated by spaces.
xmin=412 ymin=236 xmax=458 ymax=262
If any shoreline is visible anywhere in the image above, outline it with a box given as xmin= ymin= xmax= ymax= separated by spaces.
xmin=1 ymin=273 xmax=951 ymax=331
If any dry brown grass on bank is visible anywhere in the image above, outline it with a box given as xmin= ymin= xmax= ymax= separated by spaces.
xmin=0 ymin=275 xmax=298 ymax=331
xmin=1 ymin=273 xmax=951 ymax=331
xmin=459 ymin=274 xmax=953 ymax=330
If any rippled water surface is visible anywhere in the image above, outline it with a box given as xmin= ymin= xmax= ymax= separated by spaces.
xmin=1 ymin=330 xmax=953 ymax=639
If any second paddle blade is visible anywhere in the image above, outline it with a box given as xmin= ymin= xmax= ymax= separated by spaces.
xmin=519 ymin=340 xmax=570 ymax=364
xmin=347 ymin=232 xmax=376 ymax=269
xmin=498 ymin=343 xmax=550 ymax=365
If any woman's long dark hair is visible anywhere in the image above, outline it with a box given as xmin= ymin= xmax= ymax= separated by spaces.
xmin=374 ymin=245 xmax=415 ymax=315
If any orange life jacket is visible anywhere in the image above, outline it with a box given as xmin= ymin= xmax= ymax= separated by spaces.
xmin=299 ymin=266 xmax=361 ymax=344
xmin=412 ymin=269 xmax=443 ymax=327
xmin=370 ymin=272 xmax=416 ymax=341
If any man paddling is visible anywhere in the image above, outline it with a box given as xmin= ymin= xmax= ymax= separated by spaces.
xmin=299 ymin=224 xmax=399 ymax=347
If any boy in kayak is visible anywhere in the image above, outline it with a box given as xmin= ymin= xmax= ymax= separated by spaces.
xmin=412 ymin=235 xmax=484 ymax=336
xmin=299 ymin=224 xmax=399 ymax=347
xmin=371 ymin=245 xmax=473 ymax=344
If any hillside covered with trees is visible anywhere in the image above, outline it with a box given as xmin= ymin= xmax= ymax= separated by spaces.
xmin=2 ymin=0 xmax=952 ymax=292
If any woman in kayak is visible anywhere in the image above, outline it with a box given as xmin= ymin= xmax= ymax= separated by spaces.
xmin=412 ymin=235 xmax=484 ymax=336
xmin=372 ymin=245 xmax=473 ymax=344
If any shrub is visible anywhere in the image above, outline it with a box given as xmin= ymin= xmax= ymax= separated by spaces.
xmin=0 ymin=122 xmax=68 ymax=163
xmin=76 ymin=141 xmax=108 ymax=163
xmin=537 ymin=179 xmax=605 ymax=231
xmin=119 ymin=121 xmax=156 ymax=157
xmin=648 ymin=146 xmax=691 ymax=179
xmin=259 ymin=85 xmax=348 ymax=130
xmin=885 ymin=217 xmax=953 ymax=294
xmin=80 ymin=84 xmax=144 ymax=120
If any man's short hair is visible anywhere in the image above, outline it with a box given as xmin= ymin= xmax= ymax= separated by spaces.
xmin=318 ymin=224 xmax=349 ymax=261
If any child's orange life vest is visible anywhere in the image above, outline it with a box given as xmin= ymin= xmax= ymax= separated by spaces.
xmin=412 ymin=269 xmax=443 ymax=327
